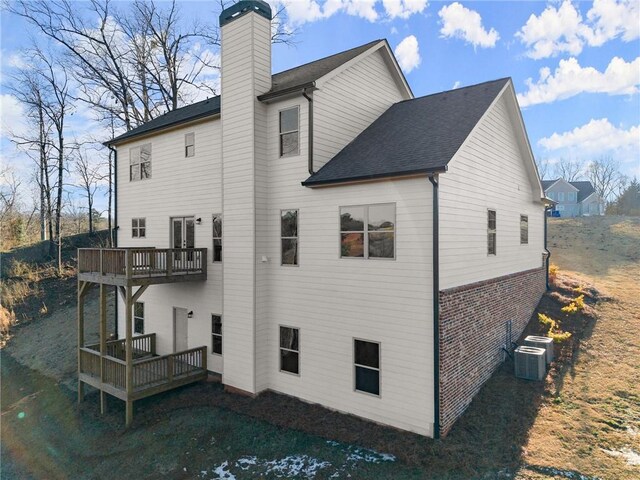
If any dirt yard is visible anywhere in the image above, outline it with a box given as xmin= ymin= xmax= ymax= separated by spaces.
xmin=1 ymin=216 xmax=639 ymax=479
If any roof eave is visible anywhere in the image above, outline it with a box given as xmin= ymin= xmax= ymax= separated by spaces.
xmin=257 ymin=82 xmax=317 ymax=102
xmin=302 ymin=167 xmax=447 ymax=188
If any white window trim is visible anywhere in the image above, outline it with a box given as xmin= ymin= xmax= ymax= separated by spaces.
xmin=279 ymin=106 xmax=300 ymax=158
xmin=280 ymin=209 xmax=299 ymax=267
xmin=520 ymin=214 xmax=529 ymax=245
xmin=339 ymin=203 xmax=396 ymax=260
xmin=211 ymin=314 xmax=222 ymax=356
xmin=185 ymin=133 xmax=195 ymax=158
xmin=132 ymin=218 xmax=146 ymax=238
xmin=129 ymin=144 xmax=152 ymax=181
xmin=279 ymin=325 xmax=300 ymax=376
xmin=353 ymin=337 xmax=381 ymax=398
xmin=212 ymin=214 xmax=222 ymax=263
xmin=134 ymin=301 xmax=144 ymax=335
xmin=487 ymin=209 xmax=497 ymax=256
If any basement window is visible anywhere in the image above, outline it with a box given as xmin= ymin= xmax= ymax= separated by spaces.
xmin=134 ymin=302 xmax=144 ymax=335
xmin=488 ymin=210 xmax=497 ymax=255
xmin=132 ymin=218 xmax=146 ymax=238
xmin=340 ymin=204 xmax=395 ymax=259
xmin=354 ymin=339 xmax=380 ymax=396
xmin=211 ymin=314 xmax=222 ymax=355
xmin=212 ymin=215 xmax=222 ymax=262
xmin=185 ymin=133 xmax=195 ymax=157
xmin=520 ymin=215 xmax=529 ymax=245
xmin=280 ymin=326 xmax=299 ymax=375
xmin=129 ymin=143 xmax=152 ymax=181
xmin=281 ymin=209 xmax=298 ymax=265
xmin=279 ymin=106 xmax=299 ymax=157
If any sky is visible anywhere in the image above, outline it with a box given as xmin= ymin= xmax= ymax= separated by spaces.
xmin=1 ymin=0 xmax=639 ymax=214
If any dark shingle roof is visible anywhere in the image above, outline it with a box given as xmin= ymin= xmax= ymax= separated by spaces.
xmin=303 ymin=78 xmax=510 ymax=187
xmin=108 ymin=40 xmax=383 ymax=145
xmin=541 ymin=179 xmax=597 ymax=202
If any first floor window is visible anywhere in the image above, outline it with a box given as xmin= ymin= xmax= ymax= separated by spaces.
xmin=487 ymin=209 xmax=497 ymax=255
xmin=212 ymin=215 xmax=222 ymax=262
xmin=129 ymin=143 xmax=152 ymax=181
xmin=520 ymin=215 xmax=529 ymax=245
xmin=354 ymin=339 xmax=380 ymax=396
xmin=279 ymin=326 xmax=299 ymax=374
xmin=134 ymin=302 xmax=144 ymax=334
xmin=211 ymin=314 xmax=222 ymax=355
xmin=340 ymin=204 xmax=395 ymax=259
xmin=281 ymin=209 xmax=298 ymax=265
xmin=132 ymin=218 xmax=146 ymax=238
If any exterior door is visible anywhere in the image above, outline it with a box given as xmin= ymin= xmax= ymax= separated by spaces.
xmin=173 ymin=307 xmax=189 ymax=352
xmin=171 ymin=217 xmax=195 ymax=264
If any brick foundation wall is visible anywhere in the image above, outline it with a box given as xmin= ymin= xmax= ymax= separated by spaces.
xmin=438 ymin=266 xmax=546 ymax=436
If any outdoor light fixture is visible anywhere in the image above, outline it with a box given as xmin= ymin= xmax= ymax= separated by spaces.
xmin=187 ymin=311 xmax=194 ymax=318
xmin=195 ymin=218 xmax=202 ymax=225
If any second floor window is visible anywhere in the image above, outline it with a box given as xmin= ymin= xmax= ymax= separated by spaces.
xmin=557 ymin=192 xmax=565 ymax=202
xmin=281 ymin=209 xmax=298 ymax=265
xmin=130 ymin=144 xmax=151 ymax=181
xmin=132 ymin=218 xmax=146 ymax=238
xmin=185 ymin=133 xmax=195 ymax=157
xmin=488 ymin=209 xmax=497 ymax=255
xmin=520 ymin=215 xmax=528 ymax=245
xmin=279 ymin=106 xmax=299 ymax=157
xmin=212 ymin=215 xmax=222 ymax=262
xmin=340 ymin=204 xmax=395 ymax=259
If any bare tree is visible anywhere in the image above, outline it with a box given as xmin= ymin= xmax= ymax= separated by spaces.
xmin=74 ymin=146 xmax=105 ymax=234
xmin=554 ymin=158 xmax=584 ymax=182
xmin=536 ymin=158 xmax=553 ymax=180
xmin=587 ymin=156 xmax=628 ymax=204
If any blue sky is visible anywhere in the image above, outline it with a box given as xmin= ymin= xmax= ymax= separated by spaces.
xmin=1 ymin=0 xmax=639 ymax=214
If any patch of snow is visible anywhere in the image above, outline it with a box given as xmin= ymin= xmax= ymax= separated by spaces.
xmin=526 ymin=465 xmax=602 ymax=480
xmin=602 ymin=447 xmax=640 ymax=466
xmin=627 ymin=425 xmax=639 ymax=437
xmin=326 ymin=441 xmax=396 ymax=464
xmin=235 ymin=456 xmax=257 ymax=471
xmin=212 ymin=461 xmax=236 ymax=480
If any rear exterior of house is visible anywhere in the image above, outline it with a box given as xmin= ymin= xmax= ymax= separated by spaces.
xmin=83 ymin=0 xmax=548 ymax=438
xmin=542 ymin=179 xmax=604 ymax=217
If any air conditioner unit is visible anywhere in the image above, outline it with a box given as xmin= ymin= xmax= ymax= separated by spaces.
xmin=514 ymin=346 xmax=546 ymax=381
xmin=524 ymin=335 xmax=554 ymax=365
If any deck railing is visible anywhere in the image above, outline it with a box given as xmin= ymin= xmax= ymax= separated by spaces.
xmin=86 ymin=333 xmax=156 ymax=360
xmin=79 ymin=345 xmax=207 ymax=395
xmin=78 ymin=248 xmax=207 ymax=279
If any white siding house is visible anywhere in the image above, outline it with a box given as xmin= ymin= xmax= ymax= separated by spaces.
xmin=91 ymin=0 xmax=548 ymax=438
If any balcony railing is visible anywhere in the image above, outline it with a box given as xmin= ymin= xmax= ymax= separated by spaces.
xmin=77 ymin=248 xmax=207 ymax=285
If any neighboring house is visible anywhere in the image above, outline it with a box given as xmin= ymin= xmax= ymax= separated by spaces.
xmin=77 ymin=0 xmax=549 ymax=439
xmin=542 ymin=179 xmax=604 ymax=217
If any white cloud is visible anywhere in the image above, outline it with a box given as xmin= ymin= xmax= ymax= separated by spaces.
xmin=382 ymin=0 xmax=428 ymax=19
xmin=517 ymin=56 xmax=640 ymax=107
xmin=452 ymin=80 xmax=461 ymax=89
xmin=0 ymin=94 xmax=29 ymax=140
xmin=517 ymin=0 xmax=640 ymax=59
xmin=538 ymin=119 xmax=640 ymax=169
xmin=390 ymin=26 xmax=398 ymax=35
xmin=394 ymin=35 xmax=421 ymax=73
xmin=438 ymin=2 xmax=500 ymax=48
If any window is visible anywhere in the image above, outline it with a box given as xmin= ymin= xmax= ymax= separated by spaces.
xmin=557 ymin=192 xmax=565 ymax=202
xmin=279 ymin=326 xmax=299 ymax=374
xmin=281 ymin=209 xmax=298 ymax=265
xmin=354 ymin=339 xmax=379 ymax=396
xmin=568 ymin=192 xmax=576 ymax=202
xmin=279 ymin=107 xmax=299 ymax=157
xmin=185 ymin=133 xmax=195 ymax=157
xmin=211 ymin=314 xmax=222 ymax=355
xmin=129 ymin=143 xmax=151 ymax=181
xmin=134 ymin=302 xmax=144 ymax=334
xmin=487 ymin=210 xmax=497 ymax=255
xmin=340 ymin=204 xmax=395 ymax=259
xmin=520 ymin=215 xmax=528 ymax=245
xmin=212 ymin=215 xmax=222 ymax=262
xmin=132 ymin=218 xmax=146 ymax=238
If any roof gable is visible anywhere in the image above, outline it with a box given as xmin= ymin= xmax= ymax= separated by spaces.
xmin=543 ymin=178 xmax=579 ymax=192
xmin=570 ymin=181 xmax=597 ymax=202
xmin=302 ymin=78 xmax=510 ymax=187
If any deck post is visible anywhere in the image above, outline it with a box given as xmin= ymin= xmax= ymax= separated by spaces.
xmin=77 ymin=280 xmax=85 ymax=403
xmin=125 ymin=284 xmax=133 ymax=427
xmin=99 ymin=283 xmax=107 ymax=414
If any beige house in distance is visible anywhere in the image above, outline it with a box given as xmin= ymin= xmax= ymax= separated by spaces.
xmin=77 ymin=0 xmax=550 ymax=439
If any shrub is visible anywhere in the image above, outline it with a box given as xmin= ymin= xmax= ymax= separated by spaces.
xmin=538 ymin=313 xmax=572 ymax=344
xmin=561 ymin=294 xmax=585 ymax=314
xmin=549 ymin=264 xmax=559 ymax=283
xmin=0 ymin=305 xmax=16 ymax=337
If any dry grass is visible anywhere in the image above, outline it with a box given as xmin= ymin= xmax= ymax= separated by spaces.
xmin=516 ymin=216 xmax=640 ymax=479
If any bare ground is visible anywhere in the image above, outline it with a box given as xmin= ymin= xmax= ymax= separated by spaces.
xmin=1 ymin=216 xmax=638 ymax=479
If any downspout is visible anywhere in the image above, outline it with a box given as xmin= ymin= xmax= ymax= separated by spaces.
xmin=544 ymin=205 xmax=552 ymax=291
xmin=108 ymin=145 xmax=119 ymax=339
xmin=302 ymin=87 xmax=314 ymax=175
xmin=428 ymin=174 xmax=440 ymax=440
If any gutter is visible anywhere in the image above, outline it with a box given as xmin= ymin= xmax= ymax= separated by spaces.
xmin=107 ymin=145 xmax=119 ymax=339
xmin=544 ymin=205 xmax=552 ymax=291
xmin=302 ymin=88 xmax=314 ymax=175
xmin=257 ymin=82 xmax=316 ymax=102
xmin=302 ymin=167 xmax=447 ymax=188
xmin=428 ymin=174 xmax=440 ymax=440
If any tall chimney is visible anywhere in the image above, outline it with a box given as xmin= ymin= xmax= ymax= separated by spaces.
xmin=219 ymin=0 xmax=272 ymax=394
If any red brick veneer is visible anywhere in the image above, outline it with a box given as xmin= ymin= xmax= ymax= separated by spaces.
xmin=438 ymin=266 xmax=546 ymax=436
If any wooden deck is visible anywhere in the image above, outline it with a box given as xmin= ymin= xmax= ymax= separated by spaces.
xmin=78 ymin=248 xmax=207 ymax=286
xmin=79 ymin=334 xmax=208 ymax=402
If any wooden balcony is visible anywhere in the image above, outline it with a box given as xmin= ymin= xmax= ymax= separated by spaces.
xmin=79 ymin=333 xmax=207 ymax=402
xmin=77 ymin=248 xmax=207 ymax=286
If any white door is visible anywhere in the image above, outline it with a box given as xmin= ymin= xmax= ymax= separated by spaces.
xmin=171 ymin=217 xmax=195 ymax=266
xmin=173 ymin=307 xmax=189 ymax=352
